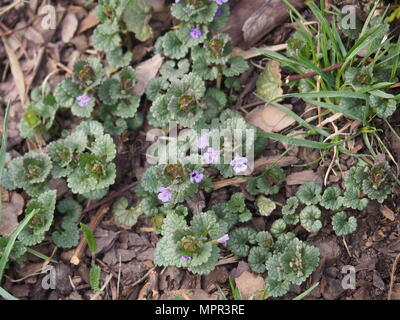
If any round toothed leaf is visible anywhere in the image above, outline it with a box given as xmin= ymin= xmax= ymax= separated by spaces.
xmin=256 ymin=196 xmax=276 ymax=216
xmin=300 ymin=205 xmax=322 ymax=233
xmin=270 ymin=219 xmax=286 ymax=236
xmin=122 ymin=0 xmax=153 ymax=41
xmin=75 ymin=120 xmax=104 ymax=137
xmin=98 ymin=78 xmax=121 ymax=105
xmin=282 ymin=197 xmax=299 ymax=216
xmin=256 ymin=231 xmax=274 ymax=249
xmin=160 ymin=59 xmax=190 ymax=82
xmin=341 ymin=187 xmax=369 ymax=210
xmin=107 ymin=48 xmax=133 ymax=69
xmin=248 ymin=246 xmax=270 ymax=274
xmin=227 ymin=227 xmax=257 ymax=257
xmin=146 ymin=78 xmax=170 ymax=102
xmin=55 ymin=78 xmax=81 ymax=108
xmin=162 ymin=30 xmax=189 ymax=59
xmin=92 ymin=134 xmax=116 ymax=162
xmin=81 ymin=188 xmax=109 ymax=201
xmin=190 ymin=211 xmax=223 ymax=239
xmin=265 ymin=277 xmax=290 ymax=298
xmin=171 ymin=1 xmax=218 ymax=23
xmin=223 ymin=56 xmax=249 ymax=77
xmin=187 ymin=245 xmax=220 ymax=275
xmin=112 ymin=94 xmax=140 ymax=118
xmin=332 ymin=211 xmax=357 ymax=236
xmin=51 ymin=221 xmax=80 ymax=249
xmin=148 ymin=95 xmax=171 ymax=127
xmin=192 ymin=55 xmax=219 ymax=80
xmin=320 ymin=187 xmax=343 ymax=210
xmin=9 ymin=151 xmax=52 ymax=188
xmin=92 ymin=22 xmax=121 ymax=51
xmin=296 ymin=181 xmax=322 ymax=205
xmin=57 ymin=199 xmax=82 ymax=224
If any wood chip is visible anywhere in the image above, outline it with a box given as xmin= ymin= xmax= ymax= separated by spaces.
xmin=1 ymin=36 xmax=26 ymax=105
xmin=133 ymin=54 xmax=164 ymax=95
xmin=381 ymin=205 xmax=396 ymax=221
xmin=78 ymin=10 xmax=99 ymax=34
xmin=61 ymin=13 xmax=78 ymax=43
xmin=286 ymin=170 xmax=323 ymax=186
xmin=246 ymin=104 xmax=296 ymax=133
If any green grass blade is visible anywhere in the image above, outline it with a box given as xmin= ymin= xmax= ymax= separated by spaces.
xmin=216 ymin=284 xmax=228 ymax=300
xmin=292 ymin=282 xmax=319 ymax=300
xmin=257 ymin=131 xmax=338 ymax=149
xmin=0 ymin=101 xmax=11 ymax=224
xmin=268 ymin=101 xmax=330 ymax=137
xmin=302 ymin=98 xmax=363 ymax=122
xmin=0 ymin=286 xmax=18 ymax=300
xmin=80 ymin=223 xmax=97 ymax=254
xmin=26 ymin=248 xmax=58 ymax=264
xmin=0 ymin=209 xmax=37 ymax=282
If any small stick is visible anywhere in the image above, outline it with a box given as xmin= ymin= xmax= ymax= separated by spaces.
xmin=70 ymin=205 xmax=109 ymax=265
xmin=285 ymin=62 xmax=344 ymax=83
xmin=388 ymin=252 xmax=400 ymax=300
xmin=83 ymin=181 xmax=137 ymax=214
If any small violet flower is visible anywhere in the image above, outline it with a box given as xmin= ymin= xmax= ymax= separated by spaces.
xmin=158 ymin=187 xmax=172 ymax=202
xmin=175 ymin=0 xmax=181 ymax=2
xmin=190 ymin=170 xmax=204 ymax=184
xmin=217 ymin=234 xmax=230 ymax=247
xmin=190 ymin=28 xmax=202 ymax=39
xmin=230 ymin=156 xmax=248 ymax=174
xmin=203 ymin=147 xmax=220 ymax=164
xmin=212 ymin=0 xmax=229 ymax=5
xmin=197 ymin=135 xmax=209 ymax=149
xmin=181 ymin=255 xmax=192 ymax=262
xmin=214 ymin=5 xmax=223 ymax=18
xmin=76 ymin=95 xmax=92 ymax=108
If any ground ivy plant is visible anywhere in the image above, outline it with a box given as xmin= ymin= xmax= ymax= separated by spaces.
xmin=93 ymin=0 xmax=154 ymax=68
xmin=146 ymin=0 xmax=248 ymax=129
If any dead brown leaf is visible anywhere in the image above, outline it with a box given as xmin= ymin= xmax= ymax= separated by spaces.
xmin=286 ymin=170 xmax=323 ymax=186
xmin=0 ymin=192 xmax=24 ymax=236
xmin=381 ymin=205 xmax=396 ymax=222
xmin=78 ymin=10 xmax=99 ymax=34
xmin=133 ymin=54 xmax=164 ymax=95
xmin=1 ymin=36 xmax=26 ymax=105
xmin=246 ymin=104 xmax=295 ymax=133
xmin=61 ymin=13 xmax=78 ymax=43
xmin=235 ymin=271 xmax=266 ymax=300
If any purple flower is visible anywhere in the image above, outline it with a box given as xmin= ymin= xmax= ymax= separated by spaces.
xmin=190 ymin=28 xmax=202 ymax=39
xmin=212 ymin=0 xmax=229 ymax=5
xmin=76 ymin=95 xmax=92 ymax=107
xmin=175 ymin=0 xmax=181 ymax=2
xmin=217 ymin=234 xmax=229 ymax=246
xmin=214 ymin=5 xmax=222 ymax=18
xmin=181 ymin=255 xmax=192 ymax=262
xmin=197 ymin=135 xmax=209 ymax=149
xmin=230 ymin=156 xmax=248 ymax=174
xmin=190 ymin=170 xmax=204 ymax=184
xmin=203 ymin=147 xmax=220 ymax=164
xmin=158 ymin=187 xmax=172 ymax=202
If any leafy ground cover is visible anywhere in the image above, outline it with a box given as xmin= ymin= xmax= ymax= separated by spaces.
xmin=0 ymin=0 xmax=400 ymax=300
